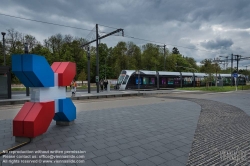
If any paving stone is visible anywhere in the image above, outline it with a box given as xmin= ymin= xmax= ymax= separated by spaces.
xmin=120 ymin=156 xmax=138 ymax=165
xmin=159 ymin=151 xmax=176 ymax=160
xmin=158 ymin=138 xmax=172 ymax=144
xmin=126 ymin=137 xmax=138 ymax=142
xmin=105 ymin=141 xmax=119 ymax=147
xmin=168 ymin=149 xmax=186 ymax=157
xmin=128 ymin=141 xmax=141 ymax=147
xmin=148 ymin=141 xmax=164 ymax=147
xmin=50 ymin=138 xmax=65 ymax=144
xmin=93 ymin=143 xmax=108 ymax=150
xmin=118 ymin=149 xmax=135 ymax=157
xmin=84 ymin=160 xmax=97 ymax=166
xmin=172 ymin=141 xmax=188 ymax=148
xmin=160 ymin=159 xmax=186 ymax=166
xmin=177 ymin=146 xmax=192 ymax=153
xmin=143 ymin=149 xmax=160 ymax=157
xmin=92 ymin=149 xmax=110 ymax=157
xmin=92 ymin=156 xmax=110 ymax=165
xmin=130 ymin=146 xmax=145 ymax=153
xmin=139 ymin=144 xmax=154 ymax=150
xmin=105 ymin=146 xmax=120 ymax=153
xmin=85 ymin=152 xmax=97 ymax=160
xmin=163 ymin=143 xmax=179 ymax=150
xmin=106 ymin=152 xmax=124 ymax=160
xmin=136 ymin=159 xmax=156 ymax=166
xmin=137 ymin=139 xmax=151 ymax=144
xmin=83 ymin=145 xmax=97 ymax=152
xmin=106 ymin=160 xmax=126 ymax=166
xmin=116 ymin=139 xmax=130 ymax=144
xmin=148 ymin=156 xmax=166 ymax=165
xmin=84 ymin=137 xmax=98 ymax=142
xmin=175 ymin=155 xmax=189 ymax=164
xmin=117 ymin=144 xmax=132 ymax=150
xmin=82 ymin=141 xmax=96 ymax=147
xmin=153 ymin=146 xmax=170 ymax=153
xmin=133 ymin=152 xmax=150 ymax=160
xmin=93 ymin=139 xmax=106 ymax=144
xmin=45 ymin=143 xmax=61 ymax=150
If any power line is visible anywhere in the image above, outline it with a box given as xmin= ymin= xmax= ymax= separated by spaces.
xmin=98 ymin=24 xmax=118 ymax=30
xmin=0 ymin=13 xmax=93 ymax=32
xmin=99 ymin=32 xmax=217 ymax=53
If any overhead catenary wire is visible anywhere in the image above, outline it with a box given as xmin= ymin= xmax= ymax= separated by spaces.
xmin=97 ymin=32 xmax=218 ymax=53
xmin=0 ymin=13 xmax=93 ymax=32
xmin=98 ymin=24 xmax=118 ymax=30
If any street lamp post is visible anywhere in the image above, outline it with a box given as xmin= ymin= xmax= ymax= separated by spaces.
xmin=87 ymin=46 xmax=90 ymax=93
xmin=1 ymin=32 xmax=6 ymax=66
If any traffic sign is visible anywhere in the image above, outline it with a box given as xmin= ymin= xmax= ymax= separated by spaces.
xmin=232 ymin=73 xmax=238 ymax=78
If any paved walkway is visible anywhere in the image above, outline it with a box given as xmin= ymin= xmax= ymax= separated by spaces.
xmin=0 ymin=90 xmax=250 ymax=165
xmin=0 ymin=89 xmax=203 ymax=105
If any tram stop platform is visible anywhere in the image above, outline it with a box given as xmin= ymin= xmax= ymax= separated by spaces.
xmin=0 ymin=89 xmax=202 ymax=106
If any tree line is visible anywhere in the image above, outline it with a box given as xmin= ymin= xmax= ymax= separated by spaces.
xmin=0 ymin=29 xmax=248 ymax=84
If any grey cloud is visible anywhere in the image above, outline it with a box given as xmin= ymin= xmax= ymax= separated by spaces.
xmin=1 ymin=0 xmax=250 ymax=62
xmin=200 ymin=38 xmax=233 ymax=50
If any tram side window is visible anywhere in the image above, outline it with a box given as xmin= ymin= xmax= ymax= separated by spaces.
xmin=184 ymin=77 xmax=192 ymax=85
xmin=122 ymin=75 xmax=129 ymax=84
xmin=135 ymin=77 xmax=142 ymax=84
xmin=200 ymin=78 xmax=205 ymax=86
xmin=143 ymin=77 xmax=149 ymax=84
xmin=174 ymin=77 xmax=180 ymax=85
xmin=168 ymin=78 xmax=174 ymax=85
xmin=150 ymin=78 xmax=155 ymax=84
xmin=161 ymin=78 xmax=167 ymax=84
xmin=238 ymin=77 xmax=245 ymax=84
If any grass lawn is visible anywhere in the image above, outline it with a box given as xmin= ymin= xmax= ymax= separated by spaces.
xmin=177 ymin=85 xmax=250 ymax=92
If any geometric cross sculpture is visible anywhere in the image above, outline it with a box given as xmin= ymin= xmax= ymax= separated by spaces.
xmin=12 ymin=54 xmax=76 ymax=138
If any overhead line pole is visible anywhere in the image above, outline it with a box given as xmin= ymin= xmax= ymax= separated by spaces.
xmin=157 ymin=44 xmax=166 ymax=71
xmin=230 ymin=54 xmax=233 ymax=86
xmin=82 ymin=25 xmax=124 ymax=93
xmin=96 ymin=24 xmax=99 ymax=93
xmin=163 ymin=44 xmax=166 ymax=71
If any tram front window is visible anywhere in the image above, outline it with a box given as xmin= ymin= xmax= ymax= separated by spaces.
xmin=122 ymin=75 xmax=129 ymax=84
xmin=117 ymin=75 xmax=125 ymax=84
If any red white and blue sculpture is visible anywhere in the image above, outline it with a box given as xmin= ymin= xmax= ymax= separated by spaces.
xmin=12 ymin=54 xmax=76 ymax=138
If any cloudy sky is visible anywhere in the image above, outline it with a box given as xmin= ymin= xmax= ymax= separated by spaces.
xmin=1 ymin=0 xmax=250 ymax=69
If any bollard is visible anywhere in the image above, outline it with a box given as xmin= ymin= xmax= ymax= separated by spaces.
xmin=107 ymin=81 xmax=110 ymax=92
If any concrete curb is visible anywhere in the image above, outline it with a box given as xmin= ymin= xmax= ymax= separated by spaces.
xmin=0 ymin=99 xmax=30 ymax=106
xmin=0 ymin=92 xmax=167 ymax=106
